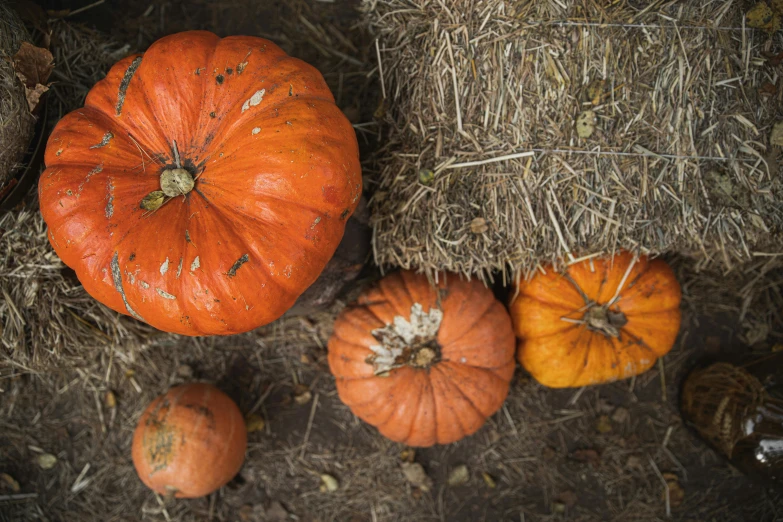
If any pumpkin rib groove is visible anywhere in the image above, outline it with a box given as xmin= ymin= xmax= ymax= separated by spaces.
xmin=428 ymin=368 xmax=467 ymax=443
xmin=431 ymin=365 xmax=485 ymax=430
xmin=375 ymin=372 xmax=425 ymax=440
xmin=439 ymin=362 xmax=508 ymax=418
xmin=427 ymin=374 xmax=439 ymax=445
xmin=439 ymin=283 xmax=496 ymax=345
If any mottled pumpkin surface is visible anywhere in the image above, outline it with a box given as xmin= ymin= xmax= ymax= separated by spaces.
xmin=38 ymin=30 xmax=362 ymax=335
xmin=131 ymin=383 xmax=247 ymax=498
xmin=328 ymin=271 xmax=516 ymax=447
xmin=510 ymin=251 xmax=682 ymax=388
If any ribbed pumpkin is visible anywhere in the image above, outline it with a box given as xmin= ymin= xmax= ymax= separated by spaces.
xmin=38 ymin=30 xmax=362 ymax=335
xmin=328 ymin=271 xmax=516 ymax=447
xmin=510 ymin=251 xmax=681 ymax=388
xmin=131 ymin=383 xmax=247 ymax=498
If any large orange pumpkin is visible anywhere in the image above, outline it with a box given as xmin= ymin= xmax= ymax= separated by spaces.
xmin=510 ymin=251 xmax=682 ymax=388
xmin=38 ymin=31 xmax=362 ymax=335
xmin=328 ymin=271 xmax=516 ymax=447
xmin=131 ymin=383 xmax=247 ymax=498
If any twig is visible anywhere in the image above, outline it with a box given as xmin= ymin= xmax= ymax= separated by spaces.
xmin=446 ymin=151 xmax=535 ymax=169
xmin=299 ymin=392 xmax=319 ymax=460
xmin=67 ymin=0 xmax=106 ymax=17
xmin=375 ymin=39 xmax=386 ymax=100
xmin=648 ymin=456 xmax=671 ymax=518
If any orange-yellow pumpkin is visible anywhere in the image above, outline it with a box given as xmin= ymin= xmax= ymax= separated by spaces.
xmin=38 ymin=30 xmax=362 ymax=335
xmin=328 ymin=271 xmax=516 ymax=447
xmin=131 ymin=383 xmax=247 ymax=498
xmin=510 ymin=251 xmax=682 ymax=388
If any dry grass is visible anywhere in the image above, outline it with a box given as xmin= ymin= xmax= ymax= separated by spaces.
xmin=0 ymin=1 xmax=35 ymax=189
xmin=2 ymin=1 xmax=783 ymax=521
xmin=364 ymin=0 xmax=783 ymax=282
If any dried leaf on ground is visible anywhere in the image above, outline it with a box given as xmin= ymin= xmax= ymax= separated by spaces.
xmin=320 ymin=474 xmax=339 ymax=492
xmin=663 ymin=472 xmax=685 ymax=508
xmin=596 ymin=415 xmax=612 ymax=433
xmin=611 ymin=407 xmax=629 ymax=424
xmin=245 ymin=414 xmax=265 ymax=433
xmin=0 ymin=473 xmax=20 ymax=492
xmin=482 ymin=472 xmax=496 ymax=488
xmin=12 ymin=42 xmax=53 ymax=87
xmin=771 ymin=122 xmax=783 ymax=147
xmin=401 ymin=462 xmax=432 ymax=492
xmin=469 ymin=217 xmax=488 ymax=234
xmin=576 ymin=110 xmax=596 ymax=138
xmin=747 ymin=2 xmax=781 ymax=32
xmin=37 ymin=453 xmax=58 ymax=469
xmin=447 ymin=465 xmax=469 ymax=486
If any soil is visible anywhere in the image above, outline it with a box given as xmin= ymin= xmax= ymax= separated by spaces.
xmin=1 ymin=1 xmax=782 ymax=521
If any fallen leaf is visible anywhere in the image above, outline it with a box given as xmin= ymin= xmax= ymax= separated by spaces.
xmin=469 ymin=217 xmax=488 ymax=234
xmin=576 ymin=110 xmax=596 ymax=138
xmin=557 ymin=490 xmax=578 ymax=507
xmin=177 ymin=364 xmax=194 ymax=378
xmin=124 ymin=369 xmax=135 ymax=378
xmin=140 ymin=191 xmax=165 ymax=211
xmin=571 ymin=449 xmax=601 ymax=467
xmin=759 ymin=82 xmax=778 ymax=96
xmin=611 ymin=407 xmax=629 ymax=424
xmin=293 ymin=384 xmax=312 ymax=405
xmin=663 ymin=472 xmax=685 ymax=508
xmin=596 ymin=415 xmax=612 ymax=433
xmin=12 ymin=42 xmax=53 ymax=87
xmin=586 ymin=79 xmax=605 ymax=105
xmin=401 ymin=462 xmax=432 ymax=492
xmin=626 ymin=455 xmax=642 ymax=469
xmin=21 ymin=83 xmax=48 ymax=112
xmin=482 ymin=472 xmax=496 ymax=488
xmin=300 ymin=354 xmax=312 ymax=364
xmin=37 ymin=453 xmax=57 ymax=470
xmin=447 ymin=465 xmax=469 ymax=487
xmin=320 ymin=474 xmax=339 ymax=492
xmin=266 ymin=501 xmax=289 ymax=522
xmin=771 ymin=121 xmax=783 ymax=147
xmin=245 ymin=414 xmax=265 ymax=433
xmin=105 ymin=391 xmax=116 ymax=409
xmin=418 ymin=169 xmax=435 ymax=185
xmin=552 ymin=501 xmax=566 ymax=514
xmin=541 ymin=446 xmax=557 ymax=460
xmin=0 ymin=473 xmax=20 ymax=492
xmin=399 ymin=448 xmax=416 ymax=463
xmin=766 ymin=49 xmax=783 ymax=66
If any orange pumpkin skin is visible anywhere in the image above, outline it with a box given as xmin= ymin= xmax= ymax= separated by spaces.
xmin=328 ymin=271 xmax=516 ymax=447
xmin=510 ymin=252 xmax=682 ymax=388
xmin=38 ymin=31 xmax=362 ymax=335
xmin=131 ymin=383 xmax=247 ymax=498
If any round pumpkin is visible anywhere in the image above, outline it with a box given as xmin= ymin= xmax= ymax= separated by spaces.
xmin=131 ymin=382 xmax=247 ymax=498
xmin=327 ymin=271 xmax=516 ymax=447
xmin=38 ymin=30 xmax=362 ymax=335
xmin=510 ymin=251 xmax=682 ymax=388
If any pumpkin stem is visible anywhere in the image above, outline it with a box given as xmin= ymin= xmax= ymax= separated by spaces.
xmin=160 ymin=168 xmax=194 ymax=197
xmin=409 ymin=343 xmax=440 ymax=369
xmin=367 ymin=303 xmax=443 ymax=375
xmin=584 ymin=304 xmax=627 ymax=338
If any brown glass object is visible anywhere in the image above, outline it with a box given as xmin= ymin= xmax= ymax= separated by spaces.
xmin=681 ymin=353 xmax=783 ymax=490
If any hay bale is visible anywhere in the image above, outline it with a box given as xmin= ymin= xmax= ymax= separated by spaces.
xmin=0 ymin=1 xmax=35 ymax=192
xmin=365 ymin=0 xmax=783 ymax=281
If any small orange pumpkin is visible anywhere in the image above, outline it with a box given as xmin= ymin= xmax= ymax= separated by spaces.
xmin=509 ymin=251 xmax=681 ymax=388
xmin=328 ymin=271 xmax=516 ymax=447
xmin=131 ymin=383 xmax=247 ymax=498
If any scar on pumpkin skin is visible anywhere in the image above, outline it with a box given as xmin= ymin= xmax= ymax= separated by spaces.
xmin=227 ymin=254 xmax=249 ymax=277
xmin=241 ymin=89 xmax=265 ymax=112
xmin=156 ymin=288 xmax=176 ymax=300
xmin=160 ymin=257 xmax=170 ymax=275
xmin=110 ymin=252 xmax=144 ymax=321
xmin=190 ymin=256 xmax=200 ymax=272
xmin=90 ymin=131 xmax=114 ymax=149
xmin=115 ymin=56 xmax=142 ymax=116
xmin=176 ymin=258 xmax=183 ymax=278
xmin=105 ymin=179 xmax=114 ymax=218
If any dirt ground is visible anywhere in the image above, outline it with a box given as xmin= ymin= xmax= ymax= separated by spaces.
xmin=1 ymin=1 xmax=783 ymax=521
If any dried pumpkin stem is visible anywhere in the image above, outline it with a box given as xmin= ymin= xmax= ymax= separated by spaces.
xmin=583 ymin=304 xmax=627 ymax=338
xmin=160 ymin=168 xmax=194 ymax=197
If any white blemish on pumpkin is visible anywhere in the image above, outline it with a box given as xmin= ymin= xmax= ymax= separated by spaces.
xmin=160 ymin=258 xmax=170 ymax=275
xmin=156 ymin=288 xmax=176 ymax=300
xmin=105 ymin=179 xmax=114 ymax=218
xmin=310 ymin=216 xmax=321 ymax=229
xmin=176 ymin=258 xmax=183 ymax=278
xmin=460 ymin=357 xmax=467 ymax=363
xmin=139 ymin=281 xmax=150 ymax=289
xmin=241 ymin=89 xmax=265 ymax=112
xmin=252 ymin=127 xmax=260 ymax=135
xmin=191 ymin=256 xmax=200 ymax=272
xmin=367 ymin=303 xmax=443 ymax=375
xmin=78 ymin=164 xmax=104 ymax=195
xmin=283 ymin=265 xmax=292 ymax=278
